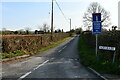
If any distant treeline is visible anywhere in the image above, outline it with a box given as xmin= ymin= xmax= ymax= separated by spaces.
xmin=1 ymin=30 xmax=63 ymax=35
xmin=1 ymin=28 xmax=82 ymax=35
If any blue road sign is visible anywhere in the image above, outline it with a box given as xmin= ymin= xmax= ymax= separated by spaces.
xmin=93 ymin=22 xmax=102 ymax=34
xmin=92 ymin=13 xmax=102 ymax=34
xmin=92 ymin=13 xmax=101 ymax=21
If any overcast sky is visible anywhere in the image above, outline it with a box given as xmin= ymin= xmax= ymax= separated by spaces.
xmin=0 ymin=0 xmax=119 ymax=31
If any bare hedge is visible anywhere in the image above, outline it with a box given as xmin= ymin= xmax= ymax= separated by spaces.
xmin=98 ymin=31 xmax=120 ymax=61
xmin=2 ymin=33 xmax=69 ymax=53
xmin=82 ymin=31 xmax=120 ymax=61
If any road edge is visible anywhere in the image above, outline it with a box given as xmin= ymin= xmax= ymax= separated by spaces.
xmin=88 ymin=67 xmax=108 ymax=80
xmin=2 ymin=55 xmax=30 ymax=63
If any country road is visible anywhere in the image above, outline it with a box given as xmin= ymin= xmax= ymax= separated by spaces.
xmin=2 ymin=36 xmax=101 ymax=80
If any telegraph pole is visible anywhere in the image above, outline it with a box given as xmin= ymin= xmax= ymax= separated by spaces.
xmin=70 ymin=18 xmax=71 ymax=32
xmin=51 ymin=0 xmax=54 ymax=40
xmin=69 ymin=18 xmax=71 ymax=36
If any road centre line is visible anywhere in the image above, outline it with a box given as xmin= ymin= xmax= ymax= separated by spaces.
xmin=34 ymin=60 xmax=49 ymax=70
xmin=58 ymin=50 xmax=62 ymax=53
xmin=18 ymin=60 xmax=49 ymax=80
xmin=18 ymin=71 xmax=31 ymax=80
xmin=58 ymin=45 xmax=68 ymax=53
xmin=62 ymin=46 xmax=67 ymax=49
xmin=19 ymin=38 xmax=70 ymax=79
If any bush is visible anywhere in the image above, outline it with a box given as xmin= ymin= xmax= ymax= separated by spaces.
xmin=2 ymin=33 xmax=69 ymax=53
xmin=82 ymin=31 xmax=120 ymax=62
xmin=78 ymin=33 xmax=120 ymax=75
xmin=98 ymin=31 xmax=120 ymax=61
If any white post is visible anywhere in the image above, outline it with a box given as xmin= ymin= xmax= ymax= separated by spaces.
xmin=112 ymin=52 xmax=116 ymax=64
xmin=96 ymin=34 xmax=98 ymax=58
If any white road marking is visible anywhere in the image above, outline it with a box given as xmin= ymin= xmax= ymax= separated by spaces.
xmin=34 ymin=60 xmax=49 ymax=70
xmin=88 ymin=67 xmax=108 ymax=80
xmin=58 ymin=50 xmax=62 ymax=52
xmin=58 ymin=46 xmax=67 ymax=53
xmin=51 ymin=58 xmax=54 ymax=59
xmin=18 ymin=60 xmax=49 ymax=80
xmin=62 ymin=46 xmax=67 ymax=49
xmin=18 ymin=71 xmax=31 ymax=80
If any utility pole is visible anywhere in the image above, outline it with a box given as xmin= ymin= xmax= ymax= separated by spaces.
xmin=69 ymin=18 xmax=71 ymax=36
xmin=51 ymin=0 xmax=54 ymax=40
xmin=70 ymin=18 xmax=71 ymax=32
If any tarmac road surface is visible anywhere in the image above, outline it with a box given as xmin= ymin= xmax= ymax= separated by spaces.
xmin=2 ymin=36 xmax=101 ymax=80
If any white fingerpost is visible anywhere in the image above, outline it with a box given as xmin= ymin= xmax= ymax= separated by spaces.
xmin=113 ymin=52 xmax=116 ymax=64
xmin=99 ymin=46 xmax=116 ymax=63
xmin=96 ymin=34 xmax=98 ymax=58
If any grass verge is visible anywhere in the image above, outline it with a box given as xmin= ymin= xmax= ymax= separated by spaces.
xmin=34 ymin=37 xmax=71 ymax=54
xmin=1 ymin=37 xmax=71 ymax=59
xmin=78 ymin=35 xmax=120 ymax=75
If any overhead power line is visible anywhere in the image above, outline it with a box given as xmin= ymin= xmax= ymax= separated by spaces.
xmin=54 ymin=0 xmax=69 ymax=23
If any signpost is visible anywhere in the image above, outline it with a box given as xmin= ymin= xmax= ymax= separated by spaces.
xmin=99 ymin=46 xmax=116 ymax=51
xmin=99 ymin=46 xmax=116 ymax=63
xmin=92 ymin=13 xmax=102 ymax=58
xmin=93 ymin=22 xmax=102 ymax=34
xmin=92 ymin=13 xmax=101 ymax=22
xmin=92 ymin=13 xmax=102 ymax=34
xmin=92 ymin=13 xmax=116 ymax=63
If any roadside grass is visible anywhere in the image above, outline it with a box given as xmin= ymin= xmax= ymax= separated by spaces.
xmin=34 ymin=37 xmax=71 ymax=54
xmin=1 ymin=37 xmax=71 ymax=59
xmin=78 ymin=35 xmax=120 ymax=75
xmin=2 ymin=50 xmax=31 ymax=59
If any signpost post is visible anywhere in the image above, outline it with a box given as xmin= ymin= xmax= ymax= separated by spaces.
xmin=92 ymin=13 xmax=102 ymax=58
xmin=96 ymin=34 xmax=98 ymax=58
xmin=92 ymin=13 xmax=116 ymax=63
xmin=99 ymin=46 xmax=116 ymax=63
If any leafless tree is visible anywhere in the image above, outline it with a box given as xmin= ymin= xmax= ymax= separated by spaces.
xmin=43 ymin=23 xmax=50 ymax=33
xmin=2 ymin=28 xmax=6 ymax=31
xmin=25 ymin=27 xmax=31 ymax=34
xmin=38 ymin=26 xmax=43 ymax=31
xmin=83 ymin=2 xmax=111 ymax=30
xmin=38 ymin=23 xmax=50 ymax=33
